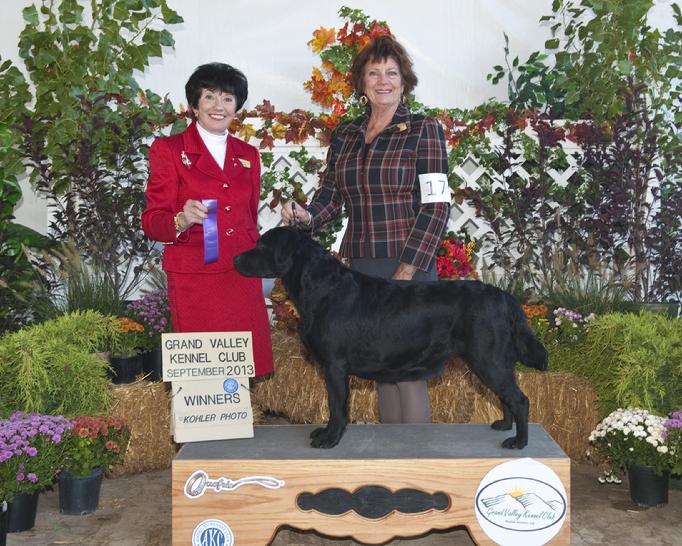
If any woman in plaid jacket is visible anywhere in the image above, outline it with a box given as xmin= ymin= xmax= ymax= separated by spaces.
xmin=282 ymin=36 xmax=450 ymax=424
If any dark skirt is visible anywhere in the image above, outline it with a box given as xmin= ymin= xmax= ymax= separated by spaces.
xmin=350 ymin=257 xmax=443 ymax=380
xmin=167 ymin=270 xmax=273 ymax=377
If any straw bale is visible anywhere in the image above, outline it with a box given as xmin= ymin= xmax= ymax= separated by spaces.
xmin=255 ymin=331 xmax=599 ymax=461
xmin=109 ymin=380 xmax=176 ymax=476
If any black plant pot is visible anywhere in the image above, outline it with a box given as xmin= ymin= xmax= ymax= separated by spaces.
xmin=109 ymin=355 xmax=143 ymax=384
xmin=628 ymin=464 xmax=669 ymax=507
xmin=7 ymin=490 xmax=39 ymax=533
xmin=58 ymin=468 xmax=103 ymax=515
xmin=142 ymin=345 xmax=163 ymax=381
xmin=0 ymin=501 xmax=7 ymax=546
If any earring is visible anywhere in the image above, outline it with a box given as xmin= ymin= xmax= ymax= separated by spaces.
xmin=359 ymin=95 xmax=368 ymax=106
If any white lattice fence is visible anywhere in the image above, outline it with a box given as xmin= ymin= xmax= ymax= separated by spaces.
xmin=257 ymin=131 xmax=583 ymax=255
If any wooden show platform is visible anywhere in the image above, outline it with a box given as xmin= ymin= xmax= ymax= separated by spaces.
xmin=172 ymin=424 xmax=570 ymax=545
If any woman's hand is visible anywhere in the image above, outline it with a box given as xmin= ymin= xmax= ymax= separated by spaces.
xmin=179 ymin=199 xmax=208 ymax=229
xmin=281 ymin=201 xmax=311 ymax=226
xmin=392 ymin=263 xmax=417 ymax=281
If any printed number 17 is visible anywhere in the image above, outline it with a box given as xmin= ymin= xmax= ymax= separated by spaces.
xmin=427 ymin=179 xmax=447 ymax=196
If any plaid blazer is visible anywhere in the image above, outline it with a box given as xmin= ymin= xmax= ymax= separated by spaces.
xmin=307 ymin=103 xmax=450 ymax=271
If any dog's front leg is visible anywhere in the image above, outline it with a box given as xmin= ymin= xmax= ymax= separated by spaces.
xmin=310 ymin=365 xmax=349 ymax=449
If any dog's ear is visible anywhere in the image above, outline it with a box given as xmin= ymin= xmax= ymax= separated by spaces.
xmin=269 ymin=226 xmax=302 ymax=274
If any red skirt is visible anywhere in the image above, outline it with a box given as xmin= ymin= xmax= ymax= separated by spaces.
xmin=167 ymin=271 xmax=273 ymax=377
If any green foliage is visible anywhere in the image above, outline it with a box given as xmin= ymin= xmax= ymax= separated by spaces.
xmin=537 ymin=256 xmax=632 ymax=315
xmin=0 ymin=0 xmax=184 ymax=302
xmin=0 ymin=120 xmax=52 ymax=333
xmin=31 ymin=243 xmax=122 ymax=322
xmin=547 ymin=312 xmax=682 ymax=417
xmin=474 ymin=0 xmax=682 ymax=302
xmin=0 ymin=310 xmax=118 ymax=417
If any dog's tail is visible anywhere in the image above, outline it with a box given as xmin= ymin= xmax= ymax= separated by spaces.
xmin=509 ymin=296 xmax=548 ymax=371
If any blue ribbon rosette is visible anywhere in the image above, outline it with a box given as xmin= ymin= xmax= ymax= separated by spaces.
xmin=202 ymin=199 xmax=218 ymax=264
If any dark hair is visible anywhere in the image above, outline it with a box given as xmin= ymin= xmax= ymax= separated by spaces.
xmin=350 ymin=36 xmax=418 ymax=99
xmin=185 ymin=63 xmax=248 ymax=111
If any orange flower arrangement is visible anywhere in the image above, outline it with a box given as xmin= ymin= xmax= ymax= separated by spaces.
xmin=62 ymin=416 xmax=130 ymax=478
xmin=522 ymin=303 xmax=549 ymax=325
xmin=111 ymin=317 xmax=145 ymax=357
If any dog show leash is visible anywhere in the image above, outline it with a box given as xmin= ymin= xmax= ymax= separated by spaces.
xmin=291 ymin=201 xmax=314 ymax=232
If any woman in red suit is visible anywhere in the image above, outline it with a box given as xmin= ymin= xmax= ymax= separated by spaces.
xmin=142 ymin=63 xmax=273 ymax=377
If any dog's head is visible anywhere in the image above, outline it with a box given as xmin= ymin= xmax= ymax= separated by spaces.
xmin=233 ymin=226 xmax=304 ymax=278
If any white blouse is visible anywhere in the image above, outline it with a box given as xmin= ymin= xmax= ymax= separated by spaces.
xmin=196 ymin=122 xmax=228 ymax=169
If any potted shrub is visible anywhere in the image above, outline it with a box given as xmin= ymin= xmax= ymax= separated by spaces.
xmin=58 ymin=416 xmax=129 ymax=515
xmin=589 ymin=407 xmax=675 ymax=507
xmin=125 ymin=290 xmax=172 ymax=381
xmin=0 ymin=311 xmax=117 ymax=418
xmin=108 ymin=318 xmax=146 ymax=384
xmin=0 ymin=412 xmax=72 ymax=532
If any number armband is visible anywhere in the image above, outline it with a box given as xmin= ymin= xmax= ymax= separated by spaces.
xmin=418 ymin=173 xmax=451 ymax=204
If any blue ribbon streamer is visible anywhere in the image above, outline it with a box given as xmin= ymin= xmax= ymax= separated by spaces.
xmin=202 ymin=199 xmax=218 ymax=264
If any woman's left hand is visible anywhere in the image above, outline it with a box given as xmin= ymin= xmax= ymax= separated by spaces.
xmin=392 ymin=263 xmax=417 ymax=281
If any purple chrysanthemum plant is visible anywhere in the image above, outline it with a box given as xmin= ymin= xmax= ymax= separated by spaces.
xmin=0 ymin=411 xmax=73 ymax=501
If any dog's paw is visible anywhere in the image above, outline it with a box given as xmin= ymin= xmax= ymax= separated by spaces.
xmin=310 ymin=427 xmax=327 ymax=440
xmin=310 ymin=432 xmax=341 ymax=449
xmin=501 ymin=436 xmax=527 ymax=449
xmin=491 ymin=419 xmax=512 ymax=431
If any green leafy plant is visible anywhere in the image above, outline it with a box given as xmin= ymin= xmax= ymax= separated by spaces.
xmin=0 ymin=0 xmax=184 ymax=302
xmin=480 ymin=0 xmax=682 ymax=302
xmin=61 ymin=416 xmax=129 ymax=479
xmin=31 ymin=243 xmax=123 ymax=322
xmin=0 ymin=310 xmax=118 ymax=417
xmin=0 ymin=120 xmax=52 ymax=333
xmin=559 ymin=312 xmax=682 ymax=417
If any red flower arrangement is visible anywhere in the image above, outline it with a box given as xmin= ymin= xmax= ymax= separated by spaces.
xmin=61 ymin=416 xmax=130 ymax=478
xmin=436 ymin=232 xmax=478 ymax=280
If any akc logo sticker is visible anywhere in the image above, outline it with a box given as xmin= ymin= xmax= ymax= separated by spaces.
xmin=192 ymin=518 xmax=234 ymax=546
xmin=474 ymin=458 xmax=567 ymax=546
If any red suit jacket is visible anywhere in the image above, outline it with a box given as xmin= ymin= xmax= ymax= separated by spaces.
xmin=142 ymin=122 xmax=274 ymax=376
xmin=142 ymin=122 xmax=261 ymax=273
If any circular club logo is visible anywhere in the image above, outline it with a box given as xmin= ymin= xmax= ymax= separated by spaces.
xmin=192 ymin=518 xmax=234 ymax=546
xmin=222 ymin=379 xmax=239 ymax=394
xmin=474 ymin=458 xmax=567 ymax=546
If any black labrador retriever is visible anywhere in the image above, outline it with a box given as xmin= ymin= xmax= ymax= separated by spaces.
xmin=234 ymin=226 xmax=548 ymax=449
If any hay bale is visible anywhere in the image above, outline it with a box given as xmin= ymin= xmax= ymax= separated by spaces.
xmin=254 ymin=331 xmax=599 ymax=461
xmin=109 ymin=380 xmax=176 ymax=476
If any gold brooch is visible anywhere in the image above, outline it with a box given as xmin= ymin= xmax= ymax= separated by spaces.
xmin=396 ymin=123 xmax=407 ymax=132
xmin=181 ymin=150 xmax=192 ymax=168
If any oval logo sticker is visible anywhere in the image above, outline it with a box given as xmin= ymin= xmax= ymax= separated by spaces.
xmin=474 ymin=458 xmax=567 ymax=545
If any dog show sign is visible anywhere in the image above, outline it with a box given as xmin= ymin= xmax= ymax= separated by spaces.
xmin=162 ymin=332 xmax=255 ymax=443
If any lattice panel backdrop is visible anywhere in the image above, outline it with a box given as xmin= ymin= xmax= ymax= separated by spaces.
xmin=257 ymin=133 xmax=583 ymax=256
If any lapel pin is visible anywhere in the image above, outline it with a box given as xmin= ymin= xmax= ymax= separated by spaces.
xmin=396 ymin=123 xmax=407 ymax=132
xmin=238 ymin=158 xmax=251 ymax=168
xmin=181 ymin=150 xmax=192 ymax=168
